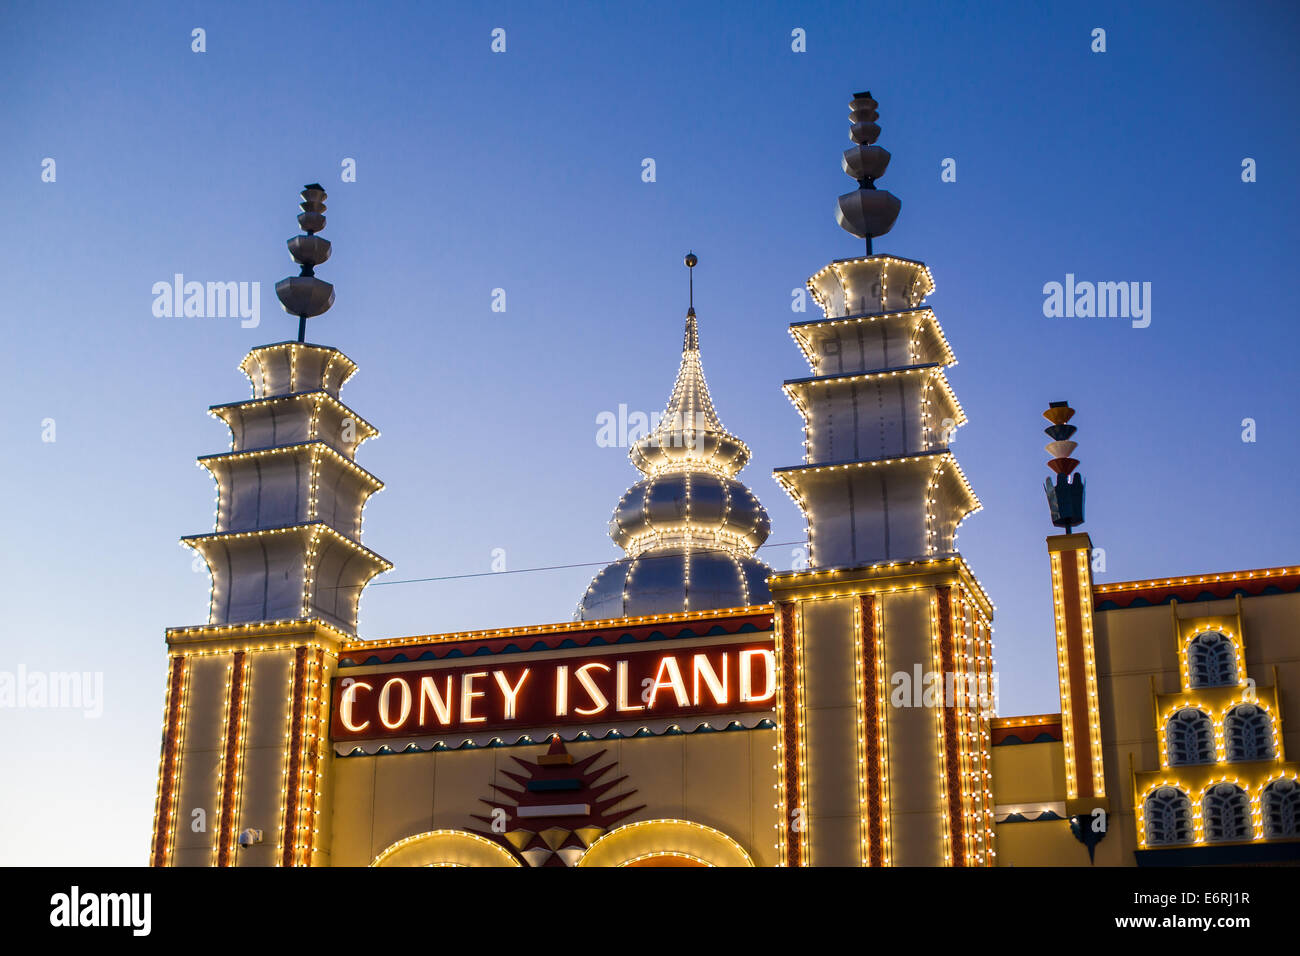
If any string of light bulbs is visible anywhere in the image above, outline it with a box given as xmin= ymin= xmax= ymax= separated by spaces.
xmin=353 ymin=538 xmax=814 ymax=590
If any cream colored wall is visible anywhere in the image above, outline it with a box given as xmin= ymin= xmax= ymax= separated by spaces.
xmin=992 ymin=740 xmax=1065 ymax=806
xmin=1092 ymin=602 xmax=1165 ymax=865
xmin=992 ymin=740 xmax=1097 ymax=866
xmin=994 ymin=820 xmax=1080 ymax=865
xmin=327 ymin=729 xmax=780 ymax=866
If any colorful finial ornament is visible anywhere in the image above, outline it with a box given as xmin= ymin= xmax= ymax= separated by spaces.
xmin=275 ymin=183 xmax=335 ymax=342
xmin=1043 ymin=401 xmax=1085 ymax=532
xmin=836 ymin=91 xmax=901 ymax=255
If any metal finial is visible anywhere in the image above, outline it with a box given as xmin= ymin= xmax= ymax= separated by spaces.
xmin=683 ymin=253 xmax=698 ymax=350
xmin=275 ymin=184 xmax=335 ymax=342
xmin=685 ymin=251 xmax=697 ymax=314
xmin=836 ymin=91 xmax=901 ymax=254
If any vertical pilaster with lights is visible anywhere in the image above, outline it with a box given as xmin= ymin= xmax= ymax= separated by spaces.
xmin=1041 ymin=401 xmax=1109 ymax=859
xmin=150 ymin=185 xmax=390 ymax=866
xmin=769 ymin=94 xmax=995 ymax=866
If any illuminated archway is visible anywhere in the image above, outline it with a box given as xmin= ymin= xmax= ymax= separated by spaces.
xmin=623 ymin=853 xmax=710 ymax=867
xmin=371 ymin=829 xmax=521 ymax=867
xmin=577 ymin=819 xmax=755 ymax=868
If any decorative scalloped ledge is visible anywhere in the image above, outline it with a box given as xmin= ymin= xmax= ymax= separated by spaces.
xmin=333 ymin=714 xmax=777 ymax=756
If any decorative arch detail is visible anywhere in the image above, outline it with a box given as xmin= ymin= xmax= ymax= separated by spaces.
xmin=577 ymin=819 xmax=755 ymax=868
xmin=1224 ymin=703 xmax=1274 ymax=762
xmin=1142 ymin=786 xmax=1192 ymax=846
xmin=1202 ymin=783 xmax=1252 ymax=843
xmin=1263 ymin=777 xmax=1300 ymax=838
xmin=1165 ymin=708 xmax=1214 ymax=766
xmin=371 ymin=829 xmax=522 ymax=867
xmin=1186 ymin=630 xmax=1238 ymax=688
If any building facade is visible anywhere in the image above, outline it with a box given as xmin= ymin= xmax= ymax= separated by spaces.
xmin=149 ymin=98 xmax=1299 ymax=867
xmin=994 ymin=558 xmax=1300 ymax=866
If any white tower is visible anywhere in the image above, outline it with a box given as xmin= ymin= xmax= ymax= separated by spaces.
xmin=768 ymin=94 xmax=996 ymax=868
xmin=153 ymin=185 xmax=390 ymax=870
xmin=183 ymin=185 xmax=390 ymax=635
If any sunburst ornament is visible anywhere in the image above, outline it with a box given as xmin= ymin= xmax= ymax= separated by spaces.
xmin=470 ymin=736 xmax=644 ymax=867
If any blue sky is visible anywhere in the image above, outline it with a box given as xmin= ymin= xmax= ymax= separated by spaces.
xmin=2 ymin=0 xmax=1297 ymax=865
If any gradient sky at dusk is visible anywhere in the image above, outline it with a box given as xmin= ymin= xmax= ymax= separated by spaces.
xmin=3 ymin=1 xmax=1298 ymax=865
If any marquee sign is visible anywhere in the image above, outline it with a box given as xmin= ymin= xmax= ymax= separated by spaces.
xmin=331 ymin=641 xmax=776 ymax=741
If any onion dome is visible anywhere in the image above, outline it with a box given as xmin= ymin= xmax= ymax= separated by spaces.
xmin=1043 ymin=401 xmax=1086 ymax=532
xmin=836 ymin=92 xmax=902 ymax=253
xmin=275 ymin=184 xmax=335 ymax=341
xmin=576 ymin=254 xmax=773 ymax=621
xmin=610 ymin=471 xmax=770 ymax=557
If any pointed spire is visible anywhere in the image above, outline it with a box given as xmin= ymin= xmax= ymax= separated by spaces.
xmin=275 ymin=183 xmax=335 ymax=342
xmin=629 ymin=254 xmax=749 ymax=478
xmin=575 ymin=253 xmax=773 ymax=620
xmin=836 ymin=91 xmax=902 ymax=254
xmin=684 ymin=311 xmax=699 ymax=352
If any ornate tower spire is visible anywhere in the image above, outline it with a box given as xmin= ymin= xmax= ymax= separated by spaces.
xmin=768 ymin=91 xmax=995 ymax=869
xmin=576 ymin=254 xmax=772 ymax=621
xmin=181 ymin=184 xmax=391 ymax=635
xmin=775 ymin=90 xmax=978 ymax=569
xmin=836 ymin=92 xmax=902 ymax=255
xmin=153 ymin=185 xmax=389 ymax=873
xmin=276 ymin=184 xmax=336 ymax=342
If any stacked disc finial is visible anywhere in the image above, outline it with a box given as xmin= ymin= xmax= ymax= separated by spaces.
xmin=1042 ymin=401 xmax=1085 ymax=532
xmin=836 ymin=91 xmax=901 ymax=251
xmin=275 ymin=183 xmax=336 ymax=341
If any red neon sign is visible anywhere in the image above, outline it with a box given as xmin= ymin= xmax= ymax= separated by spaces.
xmin=330 ymin=642 xmax=776 ymax=741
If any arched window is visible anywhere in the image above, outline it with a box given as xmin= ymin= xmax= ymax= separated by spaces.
xmin=1262 ymin=779 xmax=1300 ymax=839
xmin=1203 ymin=783 xmax=1251 ymax=843
xmin=1187 ymin=631 xmax=1237 ymax=688
xmin=1144 ymin=788 xmax=1192 ymax=846
xmin=1166 ymin=708 xmax=1214 ymax=766
xmin=1224 ymin=704 xmax=1274 ymax=762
